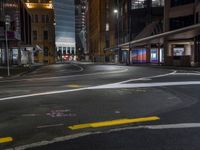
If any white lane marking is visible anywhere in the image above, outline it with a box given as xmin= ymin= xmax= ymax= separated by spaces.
xmin=0 ymin=69 xmax=129 ymax=83
xmin=72 ymin=64 xmax=84 ymax=72
xmin=5 ymin=123 xmax=200 ymax=150
xmin=174 ymin=73 xmax=200 ymax=76
xmin=37 ymin=124 xmax=64 ymax=129
xmin=91 ymin=81 xmax=200 ymax=90
xmin=0 ymin=81 xmax=199 ymax=101
xmin=21 ymin=114 xmax=40 ymax=117
xmin=0 ymin=71 xmax=175 ymax=101
xmin=115 ymin=71 xmax=177 ymax=84
xmin=0 ymin=87 xmax=90 ymax=101
xmin=4 ymin=132 xmax=92 ymax=150
xmin=109 ymin=123 xmax=200 ymax=132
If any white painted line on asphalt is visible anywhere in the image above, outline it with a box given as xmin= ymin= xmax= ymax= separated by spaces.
xmin=72 ymin=64 xmax=84 ymax=72
xmin=91 ymin=81 xmax=200 ymax=90
xmin=21 ymin=114 xmax=40 ymax=117
xmin=0 ymin=81 xmax=200 ymax=101
xmin=0 ymin=71 xmax=194 ymax=101
xmin=0 ymin=87 xmax=90 ymax=101
xmin=173 ymin=73 xmax=200 ymax=76
xmin=109 ymin=123 xmax=200 ymax=132
xmin=37 ymin=124 xmax=64 ymax=129
xmin=5 ymin=123 xmax=200 ymax=150
xmin=4 ymin=132 xmax=92 ymax=150
xmin=0 ymin=69 xmax=129 ymax=83
xmin=114 ymin=71 xmax=177 ymax=84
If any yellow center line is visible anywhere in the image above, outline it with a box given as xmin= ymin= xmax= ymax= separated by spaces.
xmin=66 ymin=84 xmax=82 ymax=88
xmin=68 ymin=116 xmax=160 ymax=130
xmin=0 ymin=137 xmax=13 ymax=143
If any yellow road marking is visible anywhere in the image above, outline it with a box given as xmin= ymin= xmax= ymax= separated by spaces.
xmin=68 ymin=116 xmax=160 ymax=130
xmin=66 ymin=84 xmax=81 ymax=88
xmin=0 ymin=137 xmax=13 ymax=143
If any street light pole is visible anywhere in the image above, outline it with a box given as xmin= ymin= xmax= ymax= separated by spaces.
xmin=5 ymin=15 xmax=10 ymax=76
xmin=114 ymin=0 xmax=120 ymax=63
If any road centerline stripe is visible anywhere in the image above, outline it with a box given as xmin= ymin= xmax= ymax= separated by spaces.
xmin=68 ymin=116 xmax=160 ymax=130
xmin=0 ymin=137 xmax=13 ymax=143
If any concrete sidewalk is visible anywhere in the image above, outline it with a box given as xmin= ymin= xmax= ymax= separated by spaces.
xmin=0 ymin=64 xmax=43 ymax=78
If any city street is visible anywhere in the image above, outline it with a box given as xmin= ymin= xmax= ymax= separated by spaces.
xmin=1 ymin=63 xmax=200 ymax=149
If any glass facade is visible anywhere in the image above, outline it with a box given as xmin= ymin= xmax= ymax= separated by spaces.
xmin=53 ymin=0 xmax=76 ymax=56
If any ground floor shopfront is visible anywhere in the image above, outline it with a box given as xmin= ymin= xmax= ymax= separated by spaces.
xmin=117 ymin=24 xmax=200 ymax=67
xmin=0 ymin=42 xmax=34 ymax=66
xmin=164 ymin=40 xmax=195 ymax=67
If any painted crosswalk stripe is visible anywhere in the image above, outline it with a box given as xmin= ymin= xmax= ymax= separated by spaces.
xmin=68 ymin=116 xmax=160 ymax=130
xmin=0 ymin=137 xmax=13 ymax=143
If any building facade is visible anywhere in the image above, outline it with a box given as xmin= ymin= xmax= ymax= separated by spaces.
xmin=128 ymin=0 xmax=164 ymax=64
xmin=0 ymin=0 xmax=33 ymax=66
xmin=75 ymin=0 xmax=87 ymax=60
xmin=164 ymin=0 xmax=200 ymax=66
xmin=87 ymin=0 xmax=164 ymax=63
xmin=25 ymin=0 xmax=55 ymax=64
xmin=53 ymin=0 xmax=76 ymax=61
xmin=87 ymin=0 xmax=116 ymax=62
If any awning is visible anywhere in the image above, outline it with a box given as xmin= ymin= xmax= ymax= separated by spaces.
xmin=119 ymin=23 xmax=200 ymax=48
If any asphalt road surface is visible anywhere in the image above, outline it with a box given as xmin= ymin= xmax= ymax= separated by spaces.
xmin=1 ymin=63 xmax=200 ymax=150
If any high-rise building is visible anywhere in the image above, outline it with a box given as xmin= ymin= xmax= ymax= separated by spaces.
xmin=75 ymin=0 xmax=87 ymax=60
xmin=24 ymin=0 xmax=56 ymax=64
xmin=87 ymin=0 xmax=108 ymax=62
xmin=53 ymin=0 xmax=76 ymax=61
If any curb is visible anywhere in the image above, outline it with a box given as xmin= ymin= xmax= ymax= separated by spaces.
xmin=0 ymin=65 xmax=43 ymax=79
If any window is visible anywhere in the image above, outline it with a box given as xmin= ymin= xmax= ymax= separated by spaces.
xmin=71 ymin=47 xmax=75 ymax=54
xmin=152 ymin=0 xmax=164 ymax=7
xmin=46 ymin=15 xmax=49 ymax=23
xmin=42 ymin=15 xmax=45 ymax=23
xmin=131 ymin=0 xmax=146 ymax=9
xmin=170 ymin=15 xmax=194 ymax=30
xmin=171 ymin=0 xmax=194 ymax=7
xmin=63 ymin=47 xmax=66 ymax=55
xmin=32 ymin=15 xmax=34 ymax=23
xmin=33 ymin=31 xmax=37 ymax=40
xmin=44 ymin=47 xmax=49 ymax=56
xmin=106 ymin=23 xmax=109 ymax=31
xmin=67 ymin=47 xmax=70 ymax=54
xmin=35 ymin=14 xmax=38 ymax=23
xmin=43 ymin=30 xmax=48 ymax=40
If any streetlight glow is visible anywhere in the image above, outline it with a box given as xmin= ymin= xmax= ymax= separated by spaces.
xmin=113 ymin=9 xmax=118 ymax=14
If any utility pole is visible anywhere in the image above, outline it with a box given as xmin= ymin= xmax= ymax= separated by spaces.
xmin=5 ymin=15 xmax=10 ymax=76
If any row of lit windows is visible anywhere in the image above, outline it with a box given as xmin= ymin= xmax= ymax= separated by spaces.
xmin=57 ymin=47 xmax=75 ymax=55
xmin=57 ymin=47 xmax=75 ymax=51
xmin=131 ymin=0 xmax=164 ymax=9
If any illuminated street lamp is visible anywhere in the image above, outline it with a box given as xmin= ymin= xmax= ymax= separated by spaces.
xmin=113 ymin=6 xmax=120 ymax=63
xmin=113 ymin=9 xmax=118 ymax=14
